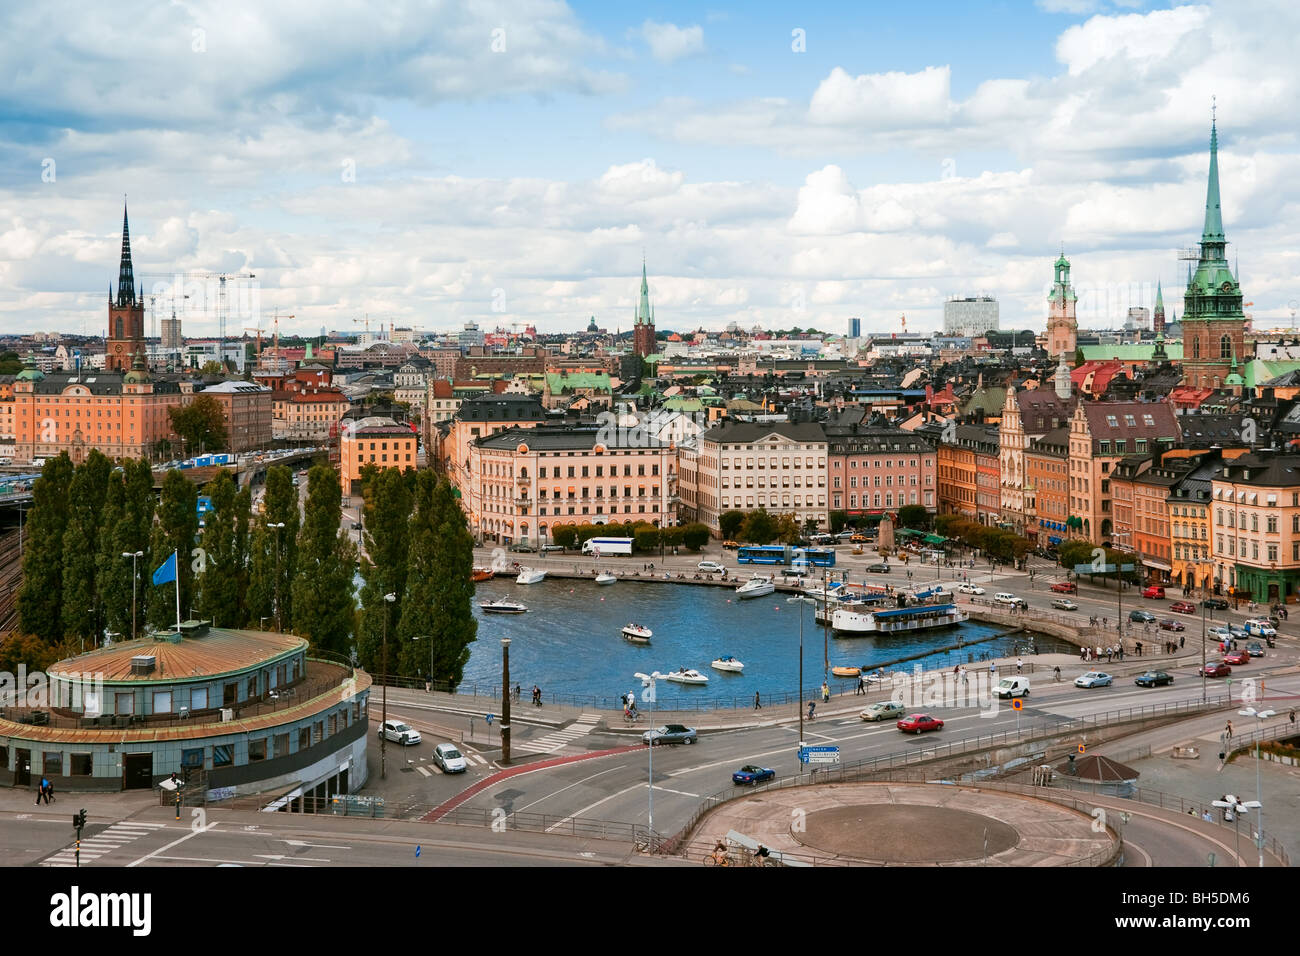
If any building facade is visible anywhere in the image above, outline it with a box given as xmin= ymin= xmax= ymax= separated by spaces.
xmin=942 ymin=296 xmax=998 ymax=337
xmin=633 ymin=263 xmax=656 ymax=358
xmin=1211 ymin=452 xmax=1300 ymax=604
xmin=826 ymin=427 xmax=936 ymax=517
xmin=339 ymin=416 xmax=418 ymax=495
xmin=104 ymin=206 xmax=147 ymax=373
xmin=202 ymin=381 xmax=273 ymax=453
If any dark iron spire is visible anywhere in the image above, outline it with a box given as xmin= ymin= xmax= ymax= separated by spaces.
xmin=116 ymin=201 xmax=136 ymax=308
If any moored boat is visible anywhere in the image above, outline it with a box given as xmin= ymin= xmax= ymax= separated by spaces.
xmin=664 ymin=668 xmax=709 ymax=685
xmin=515 ymin=567 xmax=547 ymax=585
xmin=595 ymin=571 xmax=617 ymax=585
xmin=831 ymin=665 xmax=860 ymax=677
xmin=735 ymin=574 xmax=775 ymax=600
xmin=471 ymin=566 xmax=496 ymax=582
xmin=479 ymin=599 xmax=527 ymax=614
xmin=710 ymin=656 xmax=745 ymax=673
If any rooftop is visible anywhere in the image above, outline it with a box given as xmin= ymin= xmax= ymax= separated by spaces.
xmin=50 ymin=624 xmax=306 ymax=684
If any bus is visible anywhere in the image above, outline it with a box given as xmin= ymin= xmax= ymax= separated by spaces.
xmin=736 ymin=546 xmax=836 ymax=568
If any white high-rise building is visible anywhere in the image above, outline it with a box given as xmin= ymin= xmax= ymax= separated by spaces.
xmin=943 ymin=297 xmax=999 ymax=337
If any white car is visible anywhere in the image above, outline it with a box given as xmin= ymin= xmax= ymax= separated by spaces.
xmin=956 ymin=583 xmax=985 ymax=595
xmin=1051 ymin=598 xmax=1079 ymax=611
xmin=433 ymin=743 xmax=468 ymax=773
xmin=994 ymin=592 xmax=1025 ymax=607
xmin=378 ymin=719 xmax=422 ymax=745
xmin=697 ymin=561 xmax=726 ymax=573
xmin=1075 ymin=671 xmax=1113 ymax=688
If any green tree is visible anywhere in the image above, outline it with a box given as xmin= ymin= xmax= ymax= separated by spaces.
xmin=551 ymin=525 xmax=577 ymax=549
xmin=290 ymin=465 xmax=358 ymax=656
xmin=60 ymin=450 xmax=113 ymax=645
xmin=681 ymin=523 xmax=710 ymax=551
xmin=168 ymin=393 xmax=229 ymax=454
xmin=719 ymin=510 xmax=745 ymax=541
xmin=634 ymin=527 xmax=661 ymax=552
xmin=17 ymin=454 xmax=75 ymax=643
xmin=397 ymin=472 xmax=477 ymax=683
xmin=740 ymin=509 xmax=778 ymax=545
xmin=199 ymin=360 xmax=224 ymax=376
xmin=0 ymin=631 xmax=62 ymax=674
xmin=1057 ymin=538 xmax=1094 ymax=572
xmin=356 ymin=468 xmax=413 ymax=673
xmin=196 ymin=473 xmax=241 ymax=627
xmin=897 ymin=505 xmax=930 ymax=530
xmin=98 ymin=459 xmax=156 ymax=639
xmin=774 ymin=513 xmax=802 ymax=544
xmin=95 ymin=471 xmax=131 ymax=641
xmin=231 ymin=485 xmax=253 ymax=625
xmin=828 ymin=510 xmax=848 ymax=534
xmin=147 ymin=469 xmax=199 ymax=631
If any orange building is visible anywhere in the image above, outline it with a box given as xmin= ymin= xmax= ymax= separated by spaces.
xmin=339 ymin=416 xmax=417 ymax=495
xmin=1025 ymin=426 xmax=1070 ymax=547
xmin=936 ymin=427 xmax=978 ymax=521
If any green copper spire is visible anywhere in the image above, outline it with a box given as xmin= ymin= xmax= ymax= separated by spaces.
xmin=636 ymin=259 xmax=652 ymax=326
xmin=1202 ymin=118 xmax=1225 ymax=245
xmin=1155 ymin=280 xmax=1164 ymax=312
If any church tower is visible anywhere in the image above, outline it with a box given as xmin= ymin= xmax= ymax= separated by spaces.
xmin=106 ymin=203 xmax=147 ymax=372
xmin=1045 ymin=251 xmax=1078 ymax=359
xmin=1153 ymin=280 xmax=1166 ymax=338
xmin=633 ymin=260 xmax=656 ymax=358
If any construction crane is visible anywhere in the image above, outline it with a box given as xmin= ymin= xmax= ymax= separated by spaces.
xmin=140 ymin=271 xmax=257 ymax=367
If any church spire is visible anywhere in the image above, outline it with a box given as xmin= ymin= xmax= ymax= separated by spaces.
xmin=116 ymin=201 xmax=137 ymax=308
xmin=1201 ymin=114 xmax=1225 ymax=246
xmin=636 ymin=259 xmax=652 ymax=326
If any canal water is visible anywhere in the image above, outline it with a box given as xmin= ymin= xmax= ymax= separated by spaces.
xmin=461 ymin=577 xmax=1075 ymax=708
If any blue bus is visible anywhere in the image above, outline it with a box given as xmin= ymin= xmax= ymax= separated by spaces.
xmin=736 ymin=546 xmax=836 ymax=568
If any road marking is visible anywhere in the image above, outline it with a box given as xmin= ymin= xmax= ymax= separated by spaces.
xmin=41 ymin=820 xmax=169 ymax=867
xmin=416 ymin=765 xmax=432 ymax=777
xmin=126 ymin=822 xmax=219 ymax=868
xmin=254 ymin=853 xmax=330 ymax=862
xmin=514 ymin=713 xmax=601 ymax=755
xmin=650 ymin=785 xmax=698 ymax=798
xmin=280 ymin=840 xmax=351 ymax=849
xmin=513 ymin=766 xmax=625 ymax=815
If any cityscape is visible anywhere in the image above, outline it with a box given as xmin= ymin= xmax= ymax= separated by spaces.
xmin=0 ymin=0 xmax=1295 ymax=924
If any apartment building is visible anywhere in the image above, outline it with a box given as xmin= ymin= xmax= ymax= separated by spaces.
xmin=339 ymin=417 xmax=418 ymax=496
xmin=1211 ymin=452 xmax=1300 ymax=604
xmin=825 ymin=425 xmax=936 ymax=518
xmin=202 ymin=380 xmax=273 ymax=453
xmin=1025 ymin=426 xmax=1070 ymax=547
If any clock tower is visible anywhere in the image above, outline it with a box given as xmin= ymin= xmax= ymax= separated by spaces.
xmin=1045 ymin=251 xmax=1077 ymax=360
xmin=106 ymin=203 xmax=146 ymax=372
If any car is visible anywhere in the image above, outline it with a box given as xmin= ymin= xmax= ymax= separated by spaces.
xmin=897 ymin=713 xmax=944 ymax=734
xmin=850 ymin=534 xmax=869 ymax=543
xmin=995 ymin=676 xmax=1030 ymax=699
xmin=1075 ymin=671 xmax=1113 ymax=688
xmin=350 ymin=522 xmax=361 ymax=530
xmin=643 ymin=724 xmax=697 ymax=746
xmin=1228 ymin=624 xmax=1249 ymax=640
xmin=1199 ymin=660 xmax=1232 ymax=678
xmin=956 ymin=583 xmax=985 ymax=594
xmin=1207 ymin=625 xmax=1232 ymax=642
xmin=1051 ymin=598 xmax=1079 ymax=611
xmin=732 ymin=764 xmax=776 ymax=785
xmin=860 ymin=700 xmax=908 ymax=722
xmin=867 ymin=563 xmax=891 ymax=573
xmin=1050 ymin=582 xmax=1077 ymax=594
xmin=1128 ymin=610 xmax=1156 ymax=623
xmin=1170 ymin=601 xmax=1197 ymax=614
xmin=377 ymin=719 xmax=422 ymax=745
xmin=1158 ymin=619 xmax=1185 ymax=632
xmin=1244 ymin=619 xmax=1277 ymax=638
xmin=1143 ymin=585 xmax=1166 ymax=599
xmin=722 ymin=540 xmax=740 ymax=550
xmin=432 ymin=743 xmax=468 ymax=773
xmin=697 ymin=561 xmax=726 ymax=573
xmin=540 ymin=544 xmax=565 ymax=553
xmin=835 ymin=530 xmax=855 ymax=540
xmin=1202 ymin=598 xmax=1229 ymax=610
xmin=1223 ymin=650 xmax=1250 ymax=666
xmin=1246 ymin=641 xmax=1265 ymax=657
xmin=1133 ymin=670 xmax=1174 ymax=687
xmin=995 ymin=592 xmax=1026 ymax=608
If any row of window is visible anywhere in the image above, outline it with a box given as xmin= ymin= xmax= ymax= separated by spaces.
xmin=1216 ymin=536 xmax=1287 ymax=562
xmin=721 ymin=458 xmax=824 ymax=470
xmin=537 ymin=504 xmax=658 ymax=515
xmin=832 ymin=491 xmax=931 ymax=509
xmin=1216 ymin=510 xmax=1287 ymax=532
xmin=724 ymin=477 xmax=824 ymax=489
xmin=831 ymin=458 xmax=927 ymax=469
xmin=720 ymin=495 xmax=825 ymax=509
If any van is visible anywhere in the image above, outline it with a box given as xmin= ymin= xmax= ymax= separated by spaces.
xmin=995 ymin=676 xmax=1030 ymax=699
xmin=994 ymin=592 xmax=1023 ymax=607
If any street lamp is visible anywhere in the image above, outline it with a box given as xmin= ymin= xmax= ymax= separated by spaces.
xmin=1211 ymin=794 xmax=1259 ymax=866
xmin=787 ymin=594 xmax=816 ymax=766
xmin=121 ymin=550 xmax=143 ymax=640
xmin=380 ymin=591 xmax=396 ymax=780
xmin=267 ymin=522 xmax=286 ymax=631
xmin=1237 ymin=706 xmax=1275 ymax=868
xmin=501 ymin=638 xmax=512 ymax=764
xmin=634 ymin=670 xmax=663 ymax=848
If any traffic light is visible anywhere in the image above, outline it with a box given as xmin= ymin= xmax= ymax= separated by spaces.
xmin=73 ymin=809 xmax=86 ymax=830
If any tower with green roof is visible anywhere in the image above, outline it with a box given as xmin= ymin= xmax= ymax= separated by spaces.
xmin=633 ymin=259 xmax=656 ymax=358
xmin=1045 ymin=249 xmax=1077 ymax=360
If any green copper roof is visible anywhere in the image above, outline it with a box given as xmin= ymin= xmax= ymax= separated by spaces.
xmin=1202 ymin=120 xmax=1225 ymax=243
xmin=1155 ymin=280 xmax=1164 ymax=312
xmin=1080 ymin=343 xmax=1184 ymax=362
xmin=1243 ymin=359 xmax=1300 ymax=389
xmin=545 ymin=371 xmax=611 ymax=392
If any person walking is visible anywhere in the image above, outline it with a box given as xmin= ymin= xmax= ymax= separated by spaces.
xmin=989 ymin=660 xmax=997 ymax=678
xmin=856 ymin=675 xmax=865 ymax=696
xmin=754 ymin=691 xmax=762 ymax=710
xmin=1016 ymin=657 xmax=1023 ymax=675
xmin=821 ymin=681 xmax=830 ymax=704
xmin=807 ymin=700 xmax=816 ymax=721
xmin=35 ymin=776 xmax=50 ymax=806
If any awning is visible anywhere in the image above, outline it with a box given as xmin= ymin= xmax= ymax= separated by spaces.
xmin=1048 ymin=536 xmax=1062 ymax=544
xmin=923 ymin=534 xmax=946 ymax=545
xmin=1143 ymin=559 xmax=1173 ymax=571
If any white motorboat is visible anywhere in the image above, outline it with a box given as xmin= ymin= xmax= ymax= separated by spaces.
xmin=735 ymin=574 xmax=775 ymax=600
xmin=595 ymin=571 xmax=617 ymax=585
xmin=515 ymin=567 xmax=547 ymax=585
xmin=832 ymin=602 xmax=969 ymax=635
xmin=622 ymin=623 xmax=653 ymax=643
xmin=479 ymin=599 xmax=527 ymax=614
xmin=710 ymin=656 xmax=745 ymax=673
xmin=664 ymin=668 xmax=709 ymax=685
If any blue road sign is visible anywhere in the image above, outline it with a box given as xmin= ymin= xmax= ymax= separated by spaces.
xmin=485 ymin=714 xmax=494 ymax=724
xmin=799 ymin=745 xmax=841 ymax=764
xmin=415 ymin=845 xmax=421 ymax=858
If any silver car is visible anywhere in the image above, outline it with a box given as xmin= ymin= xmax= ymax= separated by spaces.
xmin=433 ymin=743 xmax=468 ymax=773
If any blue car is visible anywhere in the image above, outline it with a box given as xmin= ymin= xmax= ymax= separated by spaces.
xmin=732 ymin=765 xmax=776 ymax=786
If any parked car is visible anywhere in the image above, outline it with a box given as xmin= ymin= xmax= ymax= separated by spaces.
xmin=1129 ymin=610 xmax=1156 ymax=623
xmin=1246 ymin=641 xmax=1265 ymax=657
xmin=378 ymin=719 xmax=422 ymax=745
xmin=1170 ymin=601 xmax=1197 ymax=614
xmin=1202 ymin=598 xmax=1229 ymax=610
xmin=867 ymin=563 xmax=891 ymax=573
xmin=1075 ymin=671 xmax=1113 ymax=688
xmin=1223 ymin=650 xmax=1251 ymax=666
xmin=897 ymin=713 xmax=944 ymax=734
xmin=956 ymin=583 xmax=985 ymax=594
xmin=643 ymin=724 xmax=697 ymax=746
xmin=507 ymin=543 xmax=536 ymax=553
xmin=732 ymin=764 xmax=776 ymax=785
xmin=1199 ymin=660 xmax=1231 ymax=678
xmin=850 ymin=534 xmax=869 ymax=543
xmin=1050 ymin=582 xmax=1077 ymax=594
xmin=1051 ymin=599 xmax=1079 ymax=611
xmin=697 ymin=561 xmax=726 ymax=573
xmin=432 ymin=743 xmax=468 ymax=773
xmin=540 ymin=544 xmax=565 ymax=553
xmin=1158 ymin=619 xmax=1185 ymax=632
xmin=1134 ymin=671 xmax=1174 ymax=687
xmin=835 ymin=530 xmax=855 ymax=540
xmin=860 ymin=700 xmax=908 ymax=722
xmin=1143 ymin=585 xmax=1166 ymax=599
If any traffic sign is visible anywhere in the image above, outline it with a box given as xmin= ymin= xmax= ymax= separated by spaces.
xmin=800 ymin=746 xmax=840 ymax=764
xmin=485 ymin=714 xmax=494 ymax=725
xmin=1011 ymin=699 xmax=1023 ymax=711
xmin=1077 ymin=744 xmax=1086 ymax=754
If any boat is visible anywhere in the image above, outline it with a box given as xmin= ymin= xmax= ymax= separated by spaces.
xmin=595 ymin=571 xmax=617 ymax=585
xmin=735 ymin=574 xmax=775 ymax=600
xmin=515 ymin=567 xmax=546 ymax=585
xmin=479 ymin=599 xmax=527 ymax=614
xmin=471 ymin=566 xmax=496 ymax=582
xmin=622 ymin=623 xmax=653 ymax=643
xmin=710 ymin=656 xmax=745 ymax=673
xmin=664 ymin=668 xmax=709 ymax=685
xmin=831 ymin=665 xmax=860 ymax=677
xmin=832 ymin=602 xmax=970 ymax=636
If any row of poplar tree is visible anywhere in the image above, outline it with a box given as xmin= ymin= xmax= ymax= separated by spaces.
xmin=15 ymin=452 xmax=477 ymax=684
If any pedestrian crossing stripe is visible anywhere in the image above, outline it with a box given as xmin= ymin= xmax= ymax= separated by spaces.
xmin=513 ymin=713 xmax=600 ymax=755
xmin=40 ymin=820 xmax=168 ymax=866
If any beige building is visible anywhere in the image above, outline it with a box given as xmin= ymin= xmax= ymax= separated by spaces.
xmin=202 ymin=381 xmax=272 ymax=453
xmin=1211 ymin=452 xmax=1300 ymax=603
xmin=339 ymin=416 xmax=417 ymax=496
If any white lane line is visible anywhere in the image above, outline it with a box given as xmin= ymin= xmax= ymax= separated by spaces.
xmin=650 ymin=786 xmax=699 ymax=798
xmin=126 ymin=823 xmax=219 ymax=868
xmin=512 ymin=766 xmax=625 ymax=815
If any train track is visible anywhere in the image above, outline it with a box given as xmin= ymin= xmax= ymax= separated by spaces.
xmin=0 ymin=530 xmax=22 ymax=632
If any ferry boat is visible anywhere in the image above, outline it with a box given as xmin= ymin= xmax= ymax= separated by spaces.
xmin=832 ymin=602 xmax=969 ymax=636
xmin=471 ymin=566 xmax=496 ymax=582
xmin=735 ymin=574 xmax=775 ymax=600
xmin=664 ymin=668 xmax=709 ymax=685
xmin=710 ymin=656 xmax=745 ymax=673
xmin=479 ymin=599 xmax=527 ymax=614
xmin=515 ymin=567 xmax=547 ymax=585
xmin=622 ymin=623 xmax=653 ymax=643
xmin=595 ymin=571 xmax=617 ymax=585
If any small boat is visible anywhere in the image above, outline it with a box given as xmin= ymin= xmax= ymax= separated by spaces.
xmin=480 ymin=599 xmax=527 ymax=614
xmin=471 ymin=566 xmax=496 ymax=582
xmin=710 ymin=656 xmax=745 ymax=673
xmin=735 ymin=574 xmax=774 ymax=600
xmin=665 ymin=668 xmax=709 ymax=685
xmin=831 ymin=665 xmax=860 ymax=677
xmin=515 ymin=567 xmax=546 ymax=585
xmin=595 ymin=571 xmax=617 ymax=585
xmin=622 ymin=623 xmax=653 ymax=643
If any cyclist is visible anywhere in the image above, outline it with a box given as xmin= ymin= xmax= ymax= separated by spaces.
xmin=708 ymin=842 xmax=729 ymax=866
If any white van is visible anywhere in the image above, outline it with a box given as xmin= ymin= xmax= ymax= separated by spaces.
xmin=995 ymin=676 xmax=1030 ymax=699
xmin=994 ymin=592 xmax=1025 ymax=607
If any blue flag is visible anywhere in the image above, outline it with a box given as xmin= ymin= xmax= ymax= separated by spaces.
xmin=152 ymin=551 xmax=177 ymax=586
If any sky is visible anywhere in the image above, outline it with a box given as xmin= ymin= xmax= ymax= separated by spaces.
xmin=2 ymin=0 xmax=1300 ymax=340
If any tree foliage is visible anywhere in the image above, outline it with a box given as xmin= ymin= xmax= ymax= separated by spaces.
xmin=168 ymin=393 xmax=229 ymax=454
xmin=60 ymin=450 xmax=113 ymax=644
xmin=718 ymin=510 xmax=745 ymax=540
xmin=897 ymin=504 xmax=931 ymax=531
xmin=356 ymin=468 xmax=413 ymax=673
xmin=550 ymin=525 xmax=577 ymax=549
xmin=290 ymin=465 xmax=357 ymax=655
xmin=196 ymin=472 xmax=243 ymax=627
xmin=17 ymin=454 xmax=75 ymax=643
xmin=147 ymin=469 xmax=199 ymax=630
xmin=740 ymin=508 xmax=778 ymax=545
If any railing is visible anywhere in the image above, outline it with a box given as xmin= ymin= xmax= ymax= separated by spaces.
xmin=432 ymin=805 xmax=654 ymax=844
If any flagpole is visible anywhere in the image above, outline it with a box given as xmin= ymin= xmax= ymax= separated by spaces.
xmin=174 ymin=549 xmax=181 ymax=633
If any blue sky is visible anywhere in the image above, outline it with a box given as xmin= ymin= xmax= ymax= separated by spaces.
xmin=2 ymin=0 xmax=1299 ymax=340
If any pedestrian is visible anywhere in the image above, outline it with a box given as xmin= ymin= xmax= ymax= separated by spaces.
xmin=754 ymin=691 xmax=762 ymax=710
xmin=1095 ymin=645 xmax=1102 ymax=660
xmin=821 ymin=681 xmax=830 ymax=703
xmin=856 ymin=675 xmax=865 ymax=696
xmin=1016 ymin=658 xmax=1023 ymax=675
xmin=807 ymin=700 xmax=816 ymax=721
xmin=1289 ymin=709 xmax=1296 ymax=726
xmin=989 ymin=660 xmax=997 ymax=677
xmin=1179 ymin=635 xmax=1185 ymax=650
xmin=1225 ymin=721 xmax=1233 ymax=738
xmin=1136 ymin=641 xmax=1142 ymax=657
xmin=1202 ymin=809 xmax=1214 ymax=823
xmin=36 ymin=776 xmax=50 ymax=806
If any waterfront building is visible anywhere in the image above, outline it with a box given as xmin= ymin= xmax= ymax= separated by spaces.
xmin=935 ymin=425 xmax=983 ymax=522
xmin=824 ymin=421 xmax=936 ymax=519
xmin=271 ymin=369 xmax=351 ymax=442
xmin=201 ymin=380 xmax=272 ymax=453
xmin=1025 ymin=426 xmax=1070 ymax=547
xmin=440 ymin=394 xmax=547 ymax=504
xmin=1000 ymin=386 xmax=1076 ymax=534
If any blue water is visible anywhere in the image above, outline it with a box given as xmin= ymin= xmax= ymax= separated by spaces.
xmin=459 ymin=578 xmax=1072 ymax=708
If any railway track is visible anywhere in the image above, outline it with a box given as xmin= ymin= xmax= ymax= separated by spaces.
xmin=0 ymin=530 xmax=22 ymax=632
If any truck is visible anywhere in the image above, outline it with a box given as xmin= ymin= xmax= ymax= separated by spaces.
xmin=582 ymin=536 xmax=634 ymax=556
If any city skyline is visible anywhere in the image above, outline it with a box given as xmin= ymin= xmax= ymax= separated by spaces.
xmin=3 ymin=1 xmax=1300 ymax=339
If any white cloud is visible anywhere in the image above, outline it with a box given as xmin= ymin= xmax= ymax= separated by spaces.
xmin=808 ymin=66 xmax=953 ymax=127
xmin=639 ymin=20 xmax=705 ymax=62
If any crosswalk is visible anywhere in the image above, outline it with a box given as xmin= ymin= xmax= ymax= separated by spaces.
xmin=41 ymin=820 xmax=168 ymax=867
xmin=414 ymin=751 xmax=490 ymax=776
xmin=514 ymin=713 xmax=601 ymax=755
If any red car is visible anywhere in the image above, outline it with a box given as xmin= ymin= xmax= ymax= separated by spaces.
xmin=1159 ymin=619 xmax=1185 ymax=632
xmin=1143 ymin=586 xmax=1166 ymax=599
xmin=1050 ymin=582 xmax=1077 ymax=594
xmin=897 ymin=713 xmax=944 ymax=734
xmin=1223 ymin=650 xmax=1250 ymax=666
xmin=1199 ymin=660 xmax=1232 ymax=678
xmin=1169 ymin=601 xmax=1197 ymax=614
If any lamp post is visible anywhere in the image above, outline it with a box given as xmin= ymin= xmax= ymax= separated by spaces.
xmin=634 ymin=670 xmax=662 ymax=847
xmin=380 ymin=591 xmax=396 ymax=780
xmin=501 ymin=638 xmax=512 ymax=764
xmin=121 ymin=550 xmax=143 ymax=640
xmin=1237 ymin=706 xmax=1274 ymax=868
xmin=267 ymin=522 xmax=286 ymax=631
xmin=787 ymin=594 xmax=816 ymax=767
xmin=1211 ymin=795 xmax=1255 ymax=866
xmin=1201 ymin=598 xmax=1208 ymax=703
